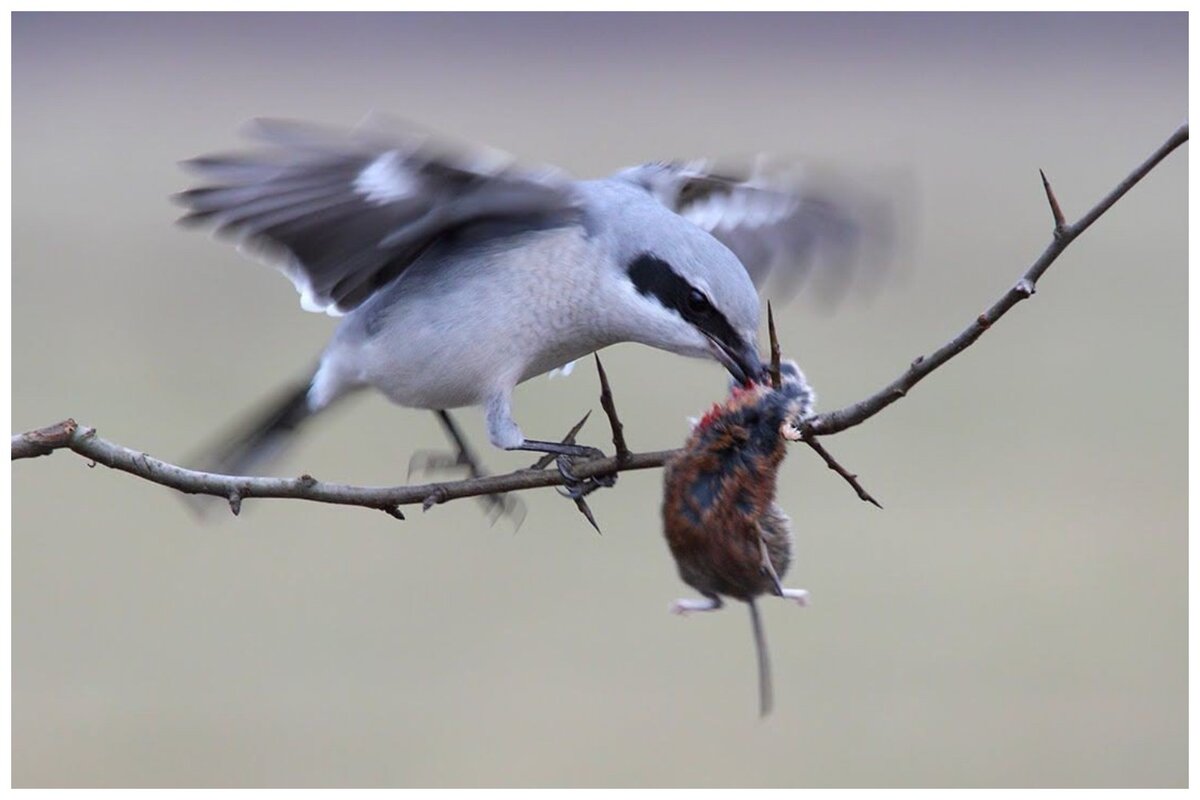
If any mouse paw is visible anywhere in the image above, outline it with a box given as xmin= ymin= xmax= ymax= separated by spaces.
xmin=669 ymin=596 xmax=724 ymax=615
xmin=780 ymin=588 xmax=810 ymax=607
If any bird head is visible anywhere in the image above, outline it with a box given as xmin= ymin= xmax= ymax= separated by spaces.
xmin=600 ymin=192 xmax=765 ymax=385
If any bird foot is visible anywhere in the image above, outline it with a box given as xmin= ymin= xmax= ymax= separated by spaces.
xmin=515 ymin=438 xmax=617 ymax=500
xmin=553 ymin=451 xmax=617 ymax=501
xmin=409 ymin=411 xmax=525 ymax=527
xmin=407 ymin=448 xmax=468 ymax=477
xmin=408 ymin=447 xmax=525 ymax=526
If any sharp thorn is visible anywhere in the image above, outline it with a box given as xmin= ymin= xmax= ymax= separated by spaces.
xmin=422 ymin=491 xmax=444 ymax=512
xmin=767 ymin=301 xmax=782 ymax=390
xmin=802 ymin=435 xmax=883 ymax=510
xmin=528 ymin=410 xmax=592 ymax=470
xmin=569 ymin=410 xmax=592 ymax=434
xmin=594 ymin=353 xmax=631 ymax=462
xmin=574 ymin=497 xmax=602 ymax=534
xmin=1039 ymin=168 xmax=1067 ymax=230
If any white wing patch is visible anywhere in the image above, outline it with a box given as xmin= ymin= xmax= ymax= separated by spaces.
xmin=353 ymin=150 xmax=417 ymax=205
xmin=277 ymin=254 xmax=345 ymax=317
xmin=684 ymin=182 xmax=799 ymax=232
xmin=548 ymin=359 xmax=577 ymax=379
xmin=616 ymin=158 xmax=897 ymax=304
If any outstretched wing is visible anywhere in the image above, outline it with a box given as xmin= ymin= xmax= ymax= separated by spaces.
xmin=616 ymin=159 xmax=899 ymax=305
xmin=176 ymin=119 xmax=581 ymax=315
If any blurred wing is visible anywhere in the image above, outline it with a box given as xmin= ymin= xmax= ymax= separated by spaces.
xmin=617 ymin=159 xmax=898 ymax=305
xmin=176 ymin=118 xmax=580 ymax=315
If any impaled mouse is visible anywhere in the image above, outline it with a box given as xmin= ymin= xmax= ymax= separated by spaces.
xmin=661 ymin=359 xmax=814 ymax=716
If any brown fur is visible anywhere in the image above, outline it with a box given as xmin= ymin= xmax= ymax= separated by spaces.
xmin=662 ymin=384 xmax=794 ymax=602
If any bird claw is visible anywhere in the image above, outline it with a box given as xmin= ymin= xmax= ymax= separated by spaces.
xmin=407 ymin=447 xmax=523 ymax=528
xmin=554 ymin=452 xmax=617 ymax=500
xmin=407 ymin=448 xmax=466 ymax=479
xmin=483 ymin=492 xmax=528 ymax=529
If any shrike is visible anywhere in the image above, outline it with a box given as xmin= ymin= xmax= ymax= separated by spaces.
xmin=176 ymin=119 xmax=891 ymax=481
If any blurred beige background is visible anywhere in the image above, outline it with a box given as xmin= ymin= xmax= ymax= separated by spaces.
xmin=12 ymin=12 xmax=1187 ymax=788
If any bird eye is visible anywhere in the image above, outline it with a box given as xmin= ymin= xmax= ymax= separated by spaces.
xmin=686 ymin=288 xmax=712 ymax=314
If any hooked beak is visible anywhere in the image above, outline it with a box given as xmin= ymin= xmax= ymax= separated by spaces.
xmin=705 ymin=335 xmax=764 ymax=386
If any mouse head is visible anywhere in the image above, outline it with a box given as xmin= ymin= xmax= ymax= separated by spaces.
xmin=699 ymin=357 xmax=815 ymax=447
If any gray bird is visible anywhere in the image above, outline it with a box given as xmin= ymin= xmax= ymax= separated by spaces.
xmin=176 ymin=119 xmax=892 ymax=486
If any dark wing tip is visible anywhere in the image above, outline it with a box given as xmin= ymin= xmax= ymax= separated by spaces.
xmin=174 ymin=211 xmax=215 ymax=228
xmin=636 ymin=158 xmax=907 ymax=308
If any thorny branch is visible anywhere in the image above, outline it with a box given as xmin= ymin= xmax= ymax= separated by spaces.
xmin=766 ymin=299 xmax=877 ymax=507
xmin=12 ymin=124 xmax=1188 ymax=521
xmin=803 ymin=123 xmax=1189 ymax=438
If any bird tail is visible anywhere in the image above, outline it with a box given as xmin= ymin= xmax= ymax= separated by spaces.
xmin=748 ymin=599 xmax=773 ymax=717
xmin=181 ymin=376 xmax=317 ymax=513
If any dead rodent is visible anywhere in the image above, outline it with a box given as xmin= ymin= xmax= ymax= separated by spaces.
xmin=661 ymin=360 xmax=813 ymax=716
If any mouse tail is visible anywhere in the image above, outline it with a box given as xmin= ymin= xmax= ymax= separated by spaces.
xmin=749 ymin=598 xmax=773 ymax=717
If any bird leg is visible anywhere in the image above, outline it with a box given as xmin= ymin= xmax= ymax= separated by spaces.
xmin=407 ymin=410 xmax=484 ymax=476
xmin=408 ymin=410 xmax=523 ymax=524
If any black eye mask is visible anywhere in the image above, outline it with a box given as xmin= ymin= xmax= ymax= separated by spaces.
xmin=627 ymin=253 xmax=747 ymax=356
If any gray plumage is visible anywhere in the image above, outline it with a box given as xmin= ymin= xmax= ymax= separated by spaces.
xmin=176 ymin=119 xmax=891 ymax=475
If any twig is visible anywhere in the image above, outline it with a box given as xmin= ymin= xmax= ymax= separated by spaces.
xmin=767 ymin=301 xmax=783 ymax=391
xmin=12 ymin=418 xmax=77 ymax=459
xmin=803 ymin=122 xmax=1188 ymax=437
xmin=421 ymin=409 xmax=521 ymax=523
xmin=570 ymin=492 xmax=602 ymax=534
xmin=12 ymin=124 xmax=1188 ymax=514
xmin=768 ymin=301 xmax=877 ymax=505
xmin=594 ymin=353 xmax=632 ymax=464
xmin=800 ymin=433 xmax=882 ymax=509
xmin=1040 ymin=168 xmax=1067 ymax=232
xmin=11 ymin=418 xmax=675 ymax=512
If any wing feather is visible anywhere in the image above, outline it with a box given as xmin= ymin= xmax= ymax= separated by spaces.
xmin=176 ymin=119 xmax=581 ymax=315
xmin=617 ymin=158 xmax=899 ymax=305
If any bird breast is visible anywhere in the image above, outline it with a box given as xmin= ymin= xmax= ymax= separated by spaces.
xmin=326 ymin=225 xmax=615 ymax=410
